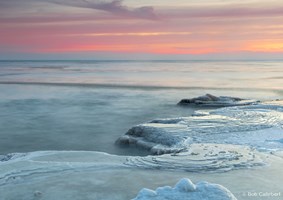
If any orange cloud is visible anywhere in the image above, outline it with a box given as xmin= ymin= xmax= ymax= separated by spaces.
xmin=245 ymin=41 xmax=283 ymax=52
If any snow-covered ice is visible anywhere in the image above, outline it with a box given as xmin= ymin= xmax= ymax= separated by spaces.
xmin=133 ymin=178 xmax=237 ymax=200
xmin=116 ymin=103 xmax=283 ymax=154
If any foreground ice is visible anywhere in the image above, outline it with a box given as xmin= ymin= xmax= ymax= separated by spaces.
xmin=0 ymin=151 xmax=241 ymax=200
xmin=178 ymin=94 xmax=259 ymax=107
xmin=0 ymin=150 xmax=282 ymax=200
xmin=116 ymin=103 xmax=283 ymax=154
xmin=133 ymin=178 xmax=237 ymax=200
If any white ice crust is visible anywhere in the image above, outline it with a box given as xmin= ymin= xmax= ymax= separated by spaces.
xmin=133 ymin=178 xmax=237 ymax=200
xmin=116 ymin=103 xmax=283 ymax=154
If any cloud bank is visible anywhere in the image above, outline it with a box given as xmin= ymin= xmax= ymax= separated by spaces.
xmin=1 ymin=0 xmax=283 ymax=58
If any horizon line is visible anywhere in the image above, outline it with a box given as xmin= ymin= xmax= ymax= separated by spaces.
xmin=1 ymin=58 xmax=283 ymax=62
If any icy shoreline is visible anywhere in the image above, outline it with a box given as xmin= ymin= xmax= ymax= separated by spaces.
xmin=1 ymin=98 xmax=283 ymax=199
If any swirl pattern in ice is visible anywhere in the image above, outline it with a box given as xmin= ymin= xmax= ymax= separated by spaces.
xmin=125 ymin=144 xmax=265 ymax=173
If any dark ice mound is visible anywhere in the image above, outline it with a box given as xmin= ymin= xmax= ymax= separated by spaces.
xmin=0 ymin=153 xmax=28 ymax=162
xmin=178 ymin=94 xmax=259 ymax=107
xmin=116 ymin=122 xmax=190 ymax=155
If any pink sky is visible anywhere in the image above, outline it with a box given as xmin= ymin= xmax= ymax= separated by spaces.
xmin=1 ymin=0 xmax=283 ymax=59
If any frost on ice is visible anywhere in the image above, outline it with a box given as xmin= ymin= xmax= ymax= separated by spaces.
xmin=133 ymin=178 xmax=237 ymax=200
xmin=116 ymin=103 xmax=283 ymax=154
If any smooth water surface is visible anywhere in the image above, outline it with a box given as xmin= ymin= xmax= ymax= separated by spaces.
xmin=0 ymin=60 xmax=282 ymax=155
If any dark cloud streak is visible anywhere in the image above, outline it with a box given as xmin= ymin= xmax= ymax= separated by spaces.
xmin=46 ymin=0 xmax=158 ymax=20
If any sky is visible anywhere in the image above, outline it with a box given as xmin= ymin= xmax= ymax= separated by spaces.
xmin=0 ymin=0 xmax=283 ymax=60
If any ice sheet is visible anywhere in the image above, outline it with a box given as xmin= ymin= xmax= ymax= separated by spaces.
xmin=117 ymin=104 xmax=283 ymax=154
xmin=0 ymin=150 xmax=282 ymax=200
